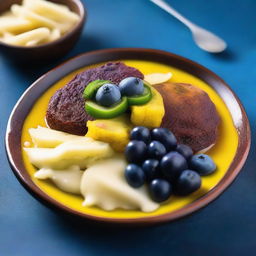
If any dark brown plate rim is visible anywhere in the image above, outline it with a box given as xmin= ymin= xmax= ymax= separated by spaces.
xmin=5 ymin=48 xmax=251 ymax=226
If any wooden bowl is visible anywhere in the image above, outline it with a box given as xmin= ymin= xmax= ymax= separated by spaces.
xmin=5 ymin=48 xmax=251 ymax=225
xmin=0 ymin=0 xmax=86 ymax=62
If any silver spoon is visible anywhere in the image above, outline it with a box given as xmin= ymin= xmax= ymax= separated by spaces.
xmin=150 ymin=0 xmax=227 ymax=53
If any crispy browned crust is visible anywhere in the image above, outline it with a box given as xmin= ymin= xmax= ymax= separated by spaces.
xmin=154 ymin=82 xmax=220 ymax=152
xmin=46 ymin=62 xmax=144 ymax=135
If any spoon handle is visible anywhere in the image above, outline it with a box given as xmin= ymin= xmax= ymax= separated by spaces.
xmin=150 ymin=0 xmax=194 ymax=29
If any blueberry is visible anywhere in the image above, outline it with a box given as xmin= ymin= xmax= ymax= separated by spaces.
xmin=119 ymin=77 xmax=144 ymax=96
xmin=151 ymin=128 xmax=177 ymax=151
xmin=125 ymin=140 xmax=147 ymax=163
xmin=142 ymin=159 xmax=160 ymax=181
xmin=149 ymin=179 xmax=172 ymax=202
xmin=148 ymin=141 xmax=166 ymax=159
xmin=125 ymin=164 xmax=145 ymax=188
xmin=160 ymin=152 xmax=188 ymax=181
xmin=130 ymin=126 xmax=151 ymax=144
xmin=176 ymin=144 xmax=193 ymax=159
xmin=174 ymin=170 xmax=201 ymax=196
xmin=189 ymin=154 xmax=216 ymax=176
xmin=96 ymin=83 xmax=121 ymax=107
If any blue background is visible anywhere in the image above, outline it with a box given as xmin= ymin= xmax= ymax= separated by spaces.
xmin=1 ymin=0 xmax=256 ymax=255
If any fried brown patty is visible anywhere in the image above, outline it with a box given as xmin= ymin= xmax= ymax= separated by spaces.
xmin=46 ymin=62 xmax=144 ymax=135
xmin=154 ymin=82 xmax=220 ymax=152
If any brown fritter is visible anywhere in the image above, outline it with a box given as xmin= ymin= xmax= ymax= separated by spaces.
xmin=46 ymin=62 xmax=144 ymax=135
xmin=154 ymin=82 xmax=220 ymax=152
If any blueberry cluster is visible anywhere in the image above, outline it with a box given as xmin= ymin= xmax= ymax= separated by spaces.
xmin=124 ymin=127 xmax=217 ymax=203
xmin=96 ymin=77 xmax=145 ymax=107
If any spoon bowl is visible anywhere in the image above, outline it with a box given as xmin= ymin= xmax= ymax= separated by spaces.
xmin=191 ymin=26 xmax=227 ymax=53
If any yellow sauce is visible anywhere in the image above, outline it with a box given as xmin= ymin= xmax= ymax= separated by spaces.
xmin=21 ymin=60 xmax=238 ymax=219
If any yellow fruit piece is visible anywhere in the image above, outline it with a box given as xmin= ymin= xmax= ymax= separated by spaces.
xmin=86 ymin=115 xmax=132 ymax=152
xmin=29 ymin=126 xmax=92 ymax=148
xmin=130 ymin=85 xmax=165 ymax=127
xmin=24 ymin=139 xmax=114 ymax=169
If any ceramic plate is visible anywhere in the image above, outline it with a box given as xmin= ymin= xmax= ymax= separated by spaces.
xmin=5 ymin=48 xmax=251 ymax=225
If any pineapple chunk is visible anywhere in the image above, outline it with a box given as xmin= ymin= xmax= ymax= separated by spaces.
xmin=29 ymin=126 xmax=92 ymax=148
xmin=86 ymin=115 xmax=132 ymax=152
xmin=130 ymin=86 xmax=165 ymax=127
xmin=24 ymin=139 xmax=114 ymax=169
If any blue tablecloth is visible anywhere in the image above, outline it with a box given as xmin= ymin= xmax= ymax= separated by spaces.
xmin=1 ymin=0 xmax=255 ymax=255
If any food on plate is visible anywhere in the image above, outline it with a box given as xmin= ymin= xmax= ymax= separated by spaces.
xmin=144 ymin=72 xmax=172 ymax=85
xmin=149 ymin=179 xmax=172 ymax=203
xmin=125 ymin=164 xmax=145 ymax=188
xmin=29 ymin=126 xmax=91 ymax=148
xmin=176 ymin=144 xmax=193 ymax=159
xmin=124 ymin=126 xmax=216 ymax=203
xmin=85 ymin=97 xmax=128 ymax=119
xmin=130 ymin=86 xmax=165 ymax=127
xmin=80 ymin=155 xmax=159 ymax=212
xmin=125 ymin=140 xmax=148 ymax=164
xmin=35 ymin=165 xmax=83 ymax=194
xmin=189 ymin=154 xmax=217 ymax=176
xmin=24 ymin=139 xmax=114 ymax=169
xmin=86 ymin=115 xmax=132 ymax=152
xmin=130 ymin=126 xmax=151 ymax=144
xmin=23 ymin=60 xmax=222 ymax=214
xmin=0 ymin=0 xmax=80 ymax=46
xmin=142 ymin=159 xmax=161 ymax=181
xmin=83 ymin=78 xmax=152 ymax=119
xmin=154 ymin=82 xmax=220 ymax=152
xmin=46 ymin=62 xmax=144 ymax=135
xmin=127 ymin=85 xmax=152 ymax=106
xmin=148 ymin=141 xmax=167 ymax=159
xmin=173 ymin=170 xmax=201 ymax=196
xmin=151 ymin=128 xmax=177 ymax=151
xmin=95 ymin=83 xmax=121 ymax=107
xmin=119 ymin=77 xmax=144 ymax=96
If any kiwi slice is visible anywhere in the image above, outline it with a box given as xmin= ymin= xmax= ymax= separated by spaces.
xmin=85 ymin=97 xmax=128 ymax=119
xmin=83 ymin=80 xmax=111 ymax=100
xmin=127 ymin=85 xmax=152 ymax=105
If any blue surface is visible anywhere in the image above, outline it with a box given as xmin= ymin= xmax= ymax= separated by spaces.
xmin=1 ymin=0 xmax=255 ymax=255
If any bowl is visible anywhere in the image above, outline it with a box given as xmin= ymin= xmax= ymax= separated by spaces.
xmin=5 ymin=48 xmax=251 ymax=225
xmin=0 ymin=0 xmax=86 ymax=62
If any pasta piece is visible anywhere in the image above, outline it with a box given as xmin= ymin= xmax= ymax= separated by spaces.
xmin=3 ymin=27 xmax=50 ymax=46
xmin=0 ymin=17 xmax=35 ymax=34
xmin=24 ymin=0 xmax=79 ymax=24
xmin=23 ymin=0 xmax=69 ymax=12
xmin=11 ymin=5 xmax=71 ymax=34
xmin=46 ymin=28 xmax=61 ymax=42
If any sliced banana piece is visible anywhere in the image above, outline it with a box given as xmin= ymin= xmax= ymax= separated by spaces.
xmin=144 ymin=72 xmax=172 ymax=85
xmin=81 ymin=155 xmax=159 ymax=212
xmin=29 ymin=126 xmax=91 ymax=148
xmin=24 ymin=139 xmax=114 ymax=169
xmin=34 ymin=165 xmax=83 ymax=194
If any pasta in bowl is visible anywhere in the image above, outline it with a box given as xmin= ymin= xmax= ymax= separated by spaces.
xmin=0 ymin=0 xmax=85 ymax=62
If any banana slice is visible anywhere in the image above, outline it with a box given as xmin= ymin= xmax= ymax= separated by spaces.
xmin=34 ymin=165 xmax=83 ymax=194
xmin=29 ymin=126 xmax=91 ymax=148
xmin=144 ymin=72 xmax=172 ymax=85
xmin=81 ymin=155 xmax=159 ymax=212
xmin=24 ymin=139 xmax=114 ymax=169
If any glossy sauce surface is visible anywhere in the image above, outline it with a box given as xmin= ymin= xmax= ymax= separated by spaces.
xmin=21 ymin=60 xmax=238 ymax=218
